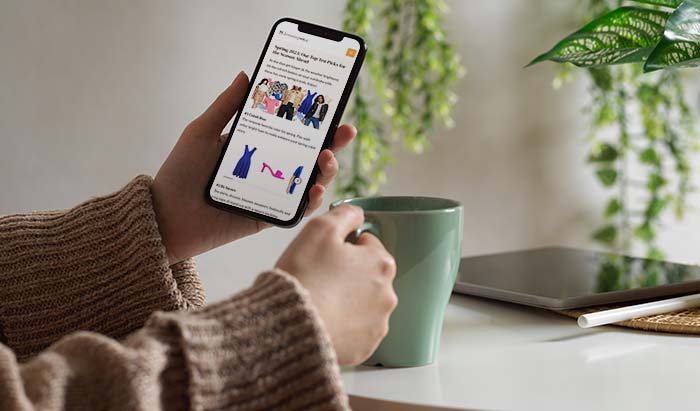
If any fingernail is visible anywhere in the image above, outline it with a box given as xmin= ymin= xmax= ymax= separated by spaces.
xmin=233 ymin=70 xmax=245 ymax=82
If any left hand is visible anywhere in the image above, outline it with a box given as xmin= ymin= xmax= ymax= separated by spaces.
xmin=152 ymin=71 xmax=356 ymax=264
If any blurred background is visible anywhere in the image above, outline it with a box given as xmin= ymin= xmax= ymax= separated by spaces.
xmin=3 ymin=0 xmax=700 ymax=301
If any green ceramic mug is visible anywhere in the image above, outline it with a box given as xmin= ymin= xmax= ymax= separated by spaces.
xmin=331 ymin=196 xmax=463 ymax=367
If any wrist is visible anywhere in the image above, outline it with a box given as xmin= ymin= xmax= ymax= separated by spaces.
xmin=150 ymin=181 xmax=181 ymax=265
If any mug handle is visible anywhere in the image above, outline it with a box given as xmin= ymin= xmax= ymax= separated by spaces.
xmin=346 ymin=221 xmax=381 ymax=244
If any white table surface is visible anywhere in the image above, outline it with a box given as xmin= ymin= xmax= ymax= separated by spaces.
xmin=341 ymin=294 xmax=699 ymax=411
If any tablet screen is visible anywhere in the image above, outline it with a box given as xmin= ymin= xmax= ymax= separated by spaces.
xmin=455 ymin=247 xmax=700 ymax=309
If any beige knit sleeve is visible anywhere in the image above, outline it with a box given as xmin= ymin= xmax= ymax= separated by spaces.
xmin=0 ymin=270 xmax=350 ymax=411
xmin=0 ymin=175 xmax=206 ymax=361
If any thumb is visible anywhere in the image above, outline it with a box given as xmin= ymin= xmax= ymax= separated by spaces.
xmin=196 ymin=71 xmax=250 ymax=134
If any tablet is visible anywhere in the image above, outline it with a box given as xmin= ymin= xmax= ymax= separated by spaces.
xmin=453 ymin=247 xmax=700 ymax=310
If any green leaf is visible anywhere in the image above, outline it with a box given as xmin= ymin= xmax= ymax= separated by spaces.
xmin=645 ymin=38 xmax=700 ymax=71
xmin=645 ymin=0 xmax=700 ymax=71
xmin=639 ymin=147 xmax=661 ymax=164
xmin=634 ymin=223 xmax=655 ymax=241
xmin=631 ymin=0 xmax=682 ymax=7
xmin=643 ymin=269 xmax=660 ymax=286
xmin=637 ymin=83 xmax=662 ymax=105
xmin=646 ymin=246 xmax=666 ymax=261
xmin=596 ymin=259 xmax=622 ymax=292
xmin=658 ymin=0 xmax=700 ymax=42
xmin=596 ymin=168 xmax=618 ymax=186
xmin=647 ymin=173 xmax=666 ymax=191
xmin=645 ymin=196 xmax=670 ymax=219
xmin=593 ymin=225 xmax=618 ymax=244
xmin=588 ymin=67 xmax=614 ymax=91
xmin=528 ymin=7 xmax=671 ymax=68
xmin=605 ymin=198 xmax=622 ymax=217
xmin=589 ymin=142 xmax=619 ymax=162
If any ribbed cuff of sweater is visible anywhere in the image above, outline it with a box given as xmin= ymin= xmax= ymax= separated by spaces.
xmin=150 ymin=269 xmax=350 ymax=411
xmin=0 ymin=175 xmax=206 ymax=361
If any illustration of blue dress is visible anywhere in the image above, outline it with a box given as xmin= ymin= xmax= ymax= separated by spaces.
xmin=298 ymin=91 xmax=317 ymax=115
xmin=232 ymin=145 xmax=257 ymax=179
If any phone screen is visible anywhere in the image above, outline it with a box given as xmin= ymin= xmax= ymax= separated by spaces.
xmin=208 ymin=20 xmax=363 ymax=224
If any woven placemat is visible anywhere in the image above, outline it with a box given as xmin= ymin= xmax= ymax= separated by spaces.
xmin=558 ymin=305 xmax=700 ymax=335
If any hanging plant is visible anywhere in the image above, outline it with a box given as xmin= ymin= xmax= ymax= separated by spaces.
xmin=529 ymin=0 xmax=700 ymax=262
xmin=340 ymin=0 xmax=465 ymax=196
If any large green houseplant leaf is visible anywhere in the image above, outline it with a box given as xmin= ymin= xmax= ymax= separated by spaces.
xmin=657 ymin=0 xmax=700 ymax=41
xmin=645 ymin=0 xmax=700 ymax=71
xmin=528 ymin=7 xmax=671 ymax=67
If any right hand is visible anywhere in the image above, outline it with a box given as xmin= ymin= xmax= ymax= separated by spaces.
xmin=276 ymin=205 xmax=398 ymax=366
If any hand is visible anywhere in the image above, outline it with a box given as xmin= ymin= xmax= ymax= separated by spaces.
xmin=276 ymin=205 xmax=398 ymax=366
xmin=152 ymin=72 xmax=356 ymax=264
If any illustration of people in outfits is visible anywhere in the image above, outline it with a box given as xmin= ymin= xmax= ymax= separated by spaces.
xmin=303 ymin=95 xmax=328 ymax=129
xmin=277 ymin=85 xmax=303 ymax=120
xmin=232 ymin=145 xmax=257 ymax=179
xmin=263 ymin=96 xmax=281 ymax=114
xmin=297 ymin=90 xmax=317 ymax=117
xmin=292 ymin=87 xmax=305 ymax=117
xmin=251 ymin=79 xmax=269 ymax=109
xmin=270 ymin=81 xmax=288 ymax=100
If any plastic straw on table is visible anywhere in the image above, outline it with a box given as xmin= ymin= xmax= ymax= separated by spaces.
xmin=577 ymin=292 xmax=700 ymax=328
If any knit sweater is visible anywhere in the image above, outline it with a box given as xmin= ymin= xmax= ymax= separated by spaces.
xmin=0 ymin=176 xmax=349 ymax=411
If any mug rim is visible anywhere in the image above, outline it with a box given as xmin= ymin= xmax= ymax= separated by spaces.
xmin=331 ymin=196 xmax=463 ymax=214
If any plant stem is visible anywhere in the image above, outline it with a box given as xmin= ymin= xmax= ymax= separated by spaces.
xmin=617 ymin=73 xmax=630 ymax=253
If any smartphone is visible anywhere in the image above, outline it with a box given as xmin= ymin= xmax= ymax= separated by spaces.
xmin=206 ymin=18 xmax=366 ymax=227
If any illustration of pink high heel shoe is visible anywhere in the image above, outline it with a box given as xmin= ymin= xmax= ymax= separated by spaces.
xmin=261 ymin=162 xmax=285 ymax=179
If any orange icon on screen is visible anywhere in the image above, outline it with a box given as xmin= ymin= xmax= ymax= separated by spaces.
xmin=346 ymin=48 xmax=357 ymax=57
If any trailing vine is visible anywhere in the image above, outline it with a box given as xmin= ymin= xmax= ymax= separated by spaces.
xmin=340 ymin=0 xmax=464 ymax=196
xmin=583 ymin=64 xmax=696 ymax=260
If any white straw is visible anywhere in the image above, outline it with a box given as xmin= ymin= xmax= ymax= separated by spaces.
xmin=577 ymin=292 xmax=700 ymax=328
